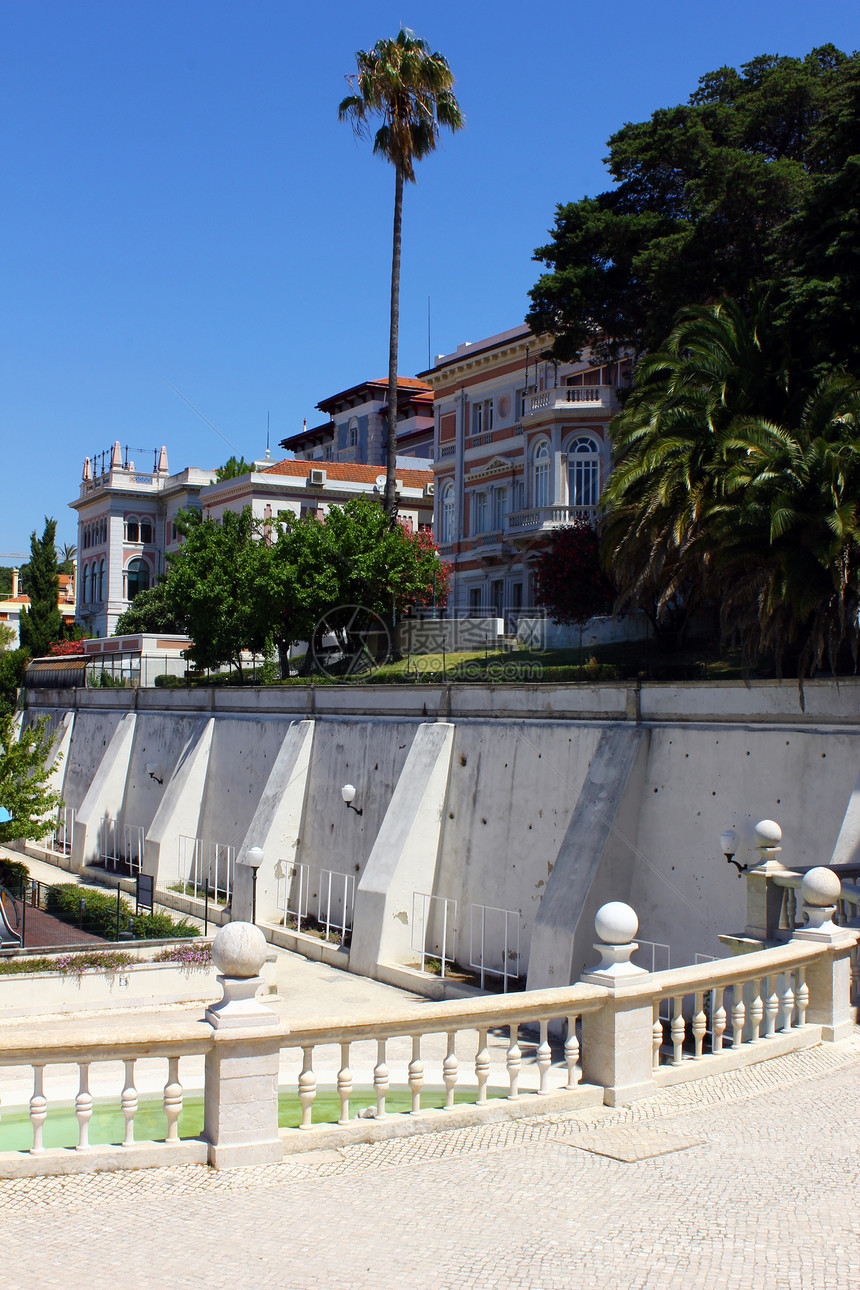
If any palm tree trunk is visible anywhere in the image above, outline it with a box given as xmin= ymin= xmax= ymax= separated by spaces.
xmin=385 ymin=162 xmax=404 ymax=526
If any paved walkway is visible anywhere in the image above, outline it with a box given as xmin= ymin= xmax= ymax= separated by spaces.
xmin=1 ymin=1035 xmax=859 ymax=1289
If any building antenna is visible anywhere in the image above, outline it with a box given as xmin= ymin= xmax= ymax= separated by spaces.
xmin=163 ymin=378 xmax=240 ymax=454
xmin=427 ymin=296 xmax=431 ymax=370
xmin=266 ymin=410 xmax=271 ymax=459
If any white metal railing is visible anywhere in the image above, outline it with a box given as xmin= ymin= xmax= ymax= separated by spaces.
xmin=506 ymin=504 xmax=597 ymax=533
xmin=318 ymin=869 xmax=355 ymax=944
xmin=411 ymin=892 xmax=457 ymax=977
xmin=99 ymin=815 xmax=120 ymax=868
xmin=177 ymin=835 xmax=236 ymax=903
xmin=123 ymin=825 xmax=144 ymax=876
xmin=278 ymin=859 xmax=310 ymax=933
xmin=469 ymin=903 xmax=520 ymax=992
xmin=43 ymin=806 xmax=75 ymax=858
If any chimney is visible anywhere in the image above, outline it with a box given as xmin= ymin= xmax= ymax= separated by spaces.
xmin=11 ymin=568 xmax=19 ymax=598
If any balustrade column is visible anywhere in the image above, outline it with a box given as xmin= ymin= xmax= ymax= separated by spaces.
xmin=29 ymin=1066 xmax=47 ymax=1154
xmin=121 ymin=1058 xmax=137 ymax=1146
xmin=536 ymin=1020 xmax=552 ymax=1094
xmin=337 ymin=1043 xmax=352 ymax=1125
xmin=374 ymin=1039 xmax=389 ymax=1117
xmin=792 ymin=868 xmax=858 ymax=1040
xmin=712 ymin=990 xmax=726 ymax=1053
xmin=474 ymin=1030 xmax=490 ymax=1105
xmin=564 ymin=1016 xmax=580 ymax=1088
xmin=506 ymin=1023 xmax=522 ymax=1100
xmin=163 ymin=1057 xmax=183 ymax=1142
xmin=298 ymin=1047 xmax=316 ymax=1129
xmin=75 ymin=1063 xmax=93 ymax=1150
xmin=408 ymin=1036 xmax=424 ymax=1114
xmin=443 ymin=1032 xmax=459 ymax=1109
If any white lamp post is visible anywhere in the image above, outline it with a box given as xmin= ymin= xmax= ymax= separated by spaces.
xmin=245 ymin=846 xmax=264 ymax=923
xmin=341 ymin=784 xmax=363 ymax=816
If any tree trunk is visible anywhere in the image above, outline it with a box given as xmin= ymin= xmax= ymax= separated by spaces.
xmin=384 ymin=162 xmax=404 ymax=527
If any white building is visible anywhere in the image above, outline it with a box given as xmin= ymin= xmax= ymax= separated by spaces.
xmin=69 ymin=442 xmax=216 ymax=637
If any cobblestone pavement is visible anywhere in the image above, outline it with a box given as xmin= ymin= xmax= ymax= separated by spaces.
xmin=2 ymin=1035 xmax=859 ymax=1289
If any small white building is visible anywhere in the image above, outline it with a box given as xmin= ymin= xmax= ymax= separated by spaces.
xmin=69 ymin=443 xmax=216 ymax=637
xmin=200 ymin=458 xmax=435 ymax=531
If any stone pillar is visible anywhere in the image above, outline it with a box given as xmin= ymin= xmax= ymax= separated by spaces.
xmin=581 ymin=902 xmax=656 ymax=1107
xmin=744 ymin=819 xmax=794 ymax=941
xmin=792 ymin=867 xmax=858 ymax=1042
xmin=203 ymin=923 xmax=287 ymax=1169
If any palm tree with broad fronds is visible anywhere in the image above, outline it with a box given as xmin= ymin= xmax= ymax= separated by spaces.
xmin=339 ymin=29 xmax=463 ymax=522
xmin=601 ymin=298 xmax=860 ymax=692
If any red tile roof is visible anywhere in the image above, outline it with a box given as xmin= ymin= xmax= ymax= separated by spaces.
xmin=261 ymin=459 xmax=433 ymax=489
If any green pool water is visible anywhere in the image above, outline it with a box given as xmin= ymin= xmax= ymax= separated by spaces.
xmin=0 ymin=1086 xmax=504 ymax=1153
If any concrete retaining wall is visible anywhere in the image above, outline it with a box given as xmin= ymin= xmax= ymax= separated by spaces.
xmin=23 ymin=679 xmax=860 ymax=989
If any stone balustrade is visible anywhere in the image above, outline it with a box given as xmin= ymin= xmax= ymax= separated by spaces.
xmin=0 ymin=889 xmax=855 ymax=1177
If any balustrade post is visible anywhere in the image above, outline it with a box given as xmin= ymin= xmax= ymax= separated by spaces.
xmin=792 ymin=869 xmax=859 ymax=1041
xmin=581 ymin=903 xmax=656 ymax=1107
xmin=203 ymin=923 xmax=287 ymax=1169
xmin=744 ymin=820 xmax=794 ymax=942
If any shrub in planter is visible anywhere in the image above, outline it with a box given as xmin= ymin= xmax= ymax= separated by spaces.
xmin=154 ymin=673 xmax=186 ymax=688
xmin=0 ymin=857 xmax=30 ymax=897
xmin=46 ymin=883 xmax=200 ymax=940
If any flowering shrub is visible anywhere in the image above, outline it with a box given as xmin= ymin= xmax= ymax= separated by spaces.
xmin=47 ymin=639 xmax=87 ymax=657
xmin=533 ymin=523 xmax=616 ymax=624
xmin=152 ymin=943 xmax=212 ymax=967
xmin=0 ymin=950 xmax=137 ymax=976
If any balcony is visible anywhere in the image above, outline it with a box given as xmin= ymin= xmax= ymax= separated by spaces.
xmin=506 ymin=504 xmax=597 ymax=541
xmin=524 ymin=386 xmax=618 ymax=418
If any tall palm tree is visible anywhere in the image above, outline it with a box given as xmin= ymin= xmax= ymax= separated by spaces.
xmin=339 ymin=29 xmax=463 ymax=522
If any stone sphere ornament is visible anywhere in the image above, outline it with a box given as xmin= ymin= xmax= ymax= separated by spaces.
xmin=211 ymin=922 xmax=267 ymax=978
xmin=801 ymin=866 xmax=841 ymax=908
xmin=754 ymin=819 xmax=782 ymax=850
xmin=594 ymin=901 xmax=639 ymax=946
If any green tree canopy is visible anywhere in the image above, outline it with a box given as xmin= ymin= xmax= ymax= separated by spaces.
xmin=275 ymin=496 xmax=449 ymax=649
xmin=215 ymin=455 xmax=254 ymax=482
xmin=0 ymin=715 xmax=63 ymax=844
xmin=162 ymin=509 xmax=279 ymax=679
xmin=18 ymin=518 xmax=61 ymax=659
xmin=528 ymin=45 xmax=860 ymax=376
xmin=114 ymin=580 xmax=187 ymax=636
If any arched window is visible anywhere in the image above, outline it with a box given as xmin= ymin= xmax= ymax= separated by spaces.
xmin=98 ymin=559 xmax=105 ymax=602
xmin=566 ymin=436 xmax=601 ymax=509
xmin=440 ymin=481 xmax=455 ymax=544
xmin=82 ymin=564 xmax=89 ymax=603
xmin=533 ymin=440 xmax=550 ymax=508
xmin=126 ymin=517 xmax=139 ymax=543
xmin=348 ymin=418 xmax=359 ymax=449
xmin=126 ymin=557 xmax=149 ymax=601
xmin=140 ymin=519 xmax=152 ymax=543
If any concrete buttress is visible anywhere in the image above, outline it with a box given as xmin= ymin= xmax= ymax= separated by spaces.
xmin=349 ymin=722 xmax=455 ymax=977
xmin=526 ymin=726 xmax=649 ymax=991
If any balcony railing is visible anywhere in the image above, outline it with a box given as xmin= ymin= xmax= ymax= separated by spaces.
xmin=524 ymin=386 xmax=617 ymax=417
xmin=506 ymin=505 xmax=597 ymax=533
xmin=438 ymin=443 xmax=456 ymax=459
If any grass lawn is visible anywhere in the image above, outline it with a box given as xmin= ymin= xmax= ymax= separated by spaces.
xmin=0 ymin=1086 xmax=508 ymax=1152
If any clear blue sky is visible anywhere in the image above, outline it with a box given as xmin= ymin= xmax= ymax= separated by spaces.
xmin=1 ymin=0 xmax=858 ymax=554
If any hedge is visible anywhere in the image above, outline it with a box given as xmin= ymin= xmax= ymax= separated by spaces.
xmin=46 ymin=884 xmax=199 ymax=941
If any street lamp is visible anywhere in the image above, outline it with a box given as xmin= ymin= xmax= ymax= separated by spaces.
xmin=245 ymin=846 xmax=264 ymax=923
xmin=341 ymin=784 xmax=363 ymax=816
xmin=719 ymin=826 xmax=748 ymax=877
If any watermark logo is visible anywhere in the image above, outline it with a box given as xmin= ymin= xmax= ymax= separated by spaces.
xmin=311 ymin=605 xmax=392 ymax=679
